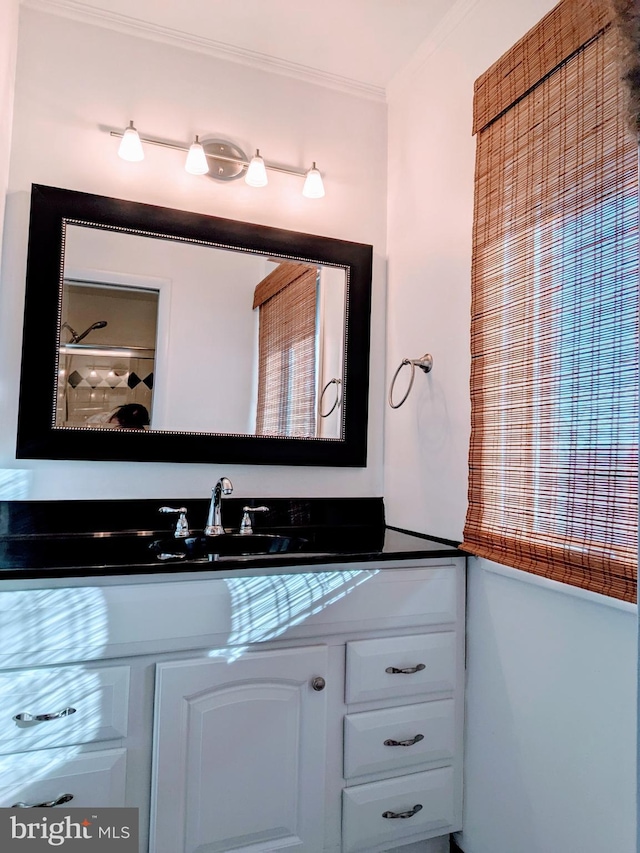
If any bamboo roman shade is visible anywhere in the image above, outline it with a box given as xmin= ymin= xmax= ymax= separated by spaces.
xmin=254 ymin=262 xmax=318 ymax=437
xmin=463 ymin=0 xmax=639 ymax=602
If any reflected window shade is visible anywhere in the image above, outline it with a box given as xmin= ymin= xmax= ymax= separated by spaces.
xmin=255 ymin=269 xmax=317 ymax=437
xmin=253 ymin=261 xmax=318 ymax=309
xmin=463 ymin=6 xmax=639 ymax=603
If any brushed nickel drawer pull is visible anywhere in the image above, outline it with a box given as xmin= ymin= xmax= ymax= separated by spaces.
xmin=382 ymin=803 xmax=423 ymax=819
xmin=385 ymin=664 xmax=426 ymax=675
xmin=384 ymin=733 xmax=425 ymax=747
xmin=13 ymin=793 xmax=74 ymax=808
xmin=13 ymin=707 xmax=77 ymax=723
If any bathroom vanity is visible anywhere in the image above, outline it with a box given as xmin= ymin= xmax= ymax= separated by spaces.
xmin=0 ymin=499 xmax=464 ymax=853
xmin=4 ymin=155 xmax=463 ymax=853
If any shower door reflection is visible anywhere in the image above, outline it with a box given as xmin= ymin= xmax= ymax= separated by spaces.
xmin=56 ymin=281 xmax=159 ymax=429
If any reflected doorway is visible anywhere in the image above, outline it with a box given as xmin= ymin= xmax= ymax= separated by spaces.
xmin=56 ymin=281 xmax=159 ymax=429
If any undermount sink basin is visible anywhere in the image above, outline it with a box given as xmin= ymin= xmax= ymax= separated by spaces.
xmin=150 ymin=532 xmax=308 ymax=559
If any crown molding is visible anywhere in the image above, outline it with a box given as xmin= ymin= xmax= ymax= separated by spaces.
xmin=21 ymin=0 xmax=387 ymax=103
xmin=386 ymin=0 xmax=482 ymax=101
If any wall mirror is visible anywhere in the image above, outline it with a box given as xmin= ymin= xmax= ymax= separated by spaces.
xmin=17 ymin=185 xmax=372 ymax=465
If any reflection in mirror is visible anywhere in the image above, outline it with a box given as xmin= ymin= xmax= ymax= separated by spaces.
xmin=61 ymin=225 xmax=346 ymax=439
xmin=17 ymin=185 xmax=372 ymax=465
xmin=57 ymin=279 xmax=158 ymax=429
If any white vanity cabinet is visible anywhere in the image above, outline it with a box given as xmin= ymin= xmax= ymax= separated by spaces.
xmin=0 ymin=558 xmax=464 ymax=853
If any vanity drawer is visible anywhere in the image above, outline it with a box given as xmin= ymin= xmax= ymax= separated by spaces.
xmin=342 ymin=767 xmax=454 ymax=853
xmin=344 ymin=699 xmax=455 ymax=779
xmin=0 ymin=746 xmax=127 ymax=808
xmin=0 ymin=665 xmax=130 ymax=754
xmin=345 ymin=633 xmax=455 ymax=704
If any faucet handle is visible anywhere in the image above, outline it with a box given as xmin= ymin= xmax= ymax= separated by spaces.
xmin=159 ymin=506 xmax=190 ymax=538
xmin=239 ymin=506 xmax=269 ymax=535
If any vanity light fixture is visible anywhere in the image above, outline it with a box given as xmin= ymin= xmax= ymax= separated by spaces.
xmin=245 ymin=149 xmax=268 ymax=188
xmin=303 ymin=163 xmax=325 ymax=199
xmin=109 ymin=123 xmax=325 ymax=197
xmin=117 ymin=121 xmax=145 ymax=162
xmin=184 ymin=136 xmax=209 ymax=175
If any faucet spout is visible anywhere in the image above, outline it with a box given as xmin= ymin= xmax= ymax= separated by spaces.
xmin=204 ymin=477 xmax=233 ymax=536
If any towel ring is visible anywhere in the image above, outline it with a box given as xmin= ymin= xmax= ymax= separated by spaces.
xmin=319 ymin=378 xmax=342 ymax=417
xmin=388 ymin=354 xmax=433 ymax=409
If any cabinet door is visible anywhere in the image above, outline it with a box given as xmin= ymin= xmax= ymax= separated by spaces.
xmin=150 ymin=645 xmax=328 ymax=853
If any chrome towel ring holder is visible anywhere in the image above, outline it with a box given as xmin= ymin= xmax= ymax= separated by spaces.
xmin=388 ymin=353 xmax=433 ymax=409
xmin=319 ymin=377 xmax=342 ymax=417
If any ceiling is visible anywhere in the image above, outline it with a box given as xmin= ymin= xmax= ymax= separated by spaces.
xmin=28 ymin=0 xmax=457 ymax=96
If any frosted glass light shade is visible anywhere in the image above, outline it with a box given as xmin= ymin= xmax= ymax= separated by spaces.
xmin=118 ymin=121 xmax=144 ymax=162
xmin=245 ymin=150 xmax=268 ymax=187
xmin=303 ymin=163 xmax=325 ymax=198
xmin=185 ymin=136 xmax=209 ymax=175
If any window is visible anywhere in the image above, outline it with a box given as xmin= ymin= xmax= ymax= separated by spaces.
xmin=462 ymin=0 xmax=638 ymax=602
xmin=254 ymin=262 xmax=318 ymax=436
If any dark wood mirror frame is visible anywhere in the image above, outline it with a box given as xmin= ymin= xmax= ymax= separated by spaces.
xmin=16 ymin=184 xmax=372 ymax=466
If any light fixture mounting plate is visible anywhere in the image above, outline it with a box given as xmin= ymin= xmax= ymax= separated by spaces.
xmin=201 ymin=139 xmax=247 ymax=182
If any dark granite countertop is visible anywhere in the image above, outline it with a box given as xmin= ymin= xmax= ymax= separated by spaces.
xmin=0 ymin=497 xmax=463 ymax=581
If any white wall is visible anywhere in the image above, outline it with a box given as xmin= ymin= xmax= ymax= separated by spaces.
xmin=0 ymin=0 xmax=19 ymax=482
xmin=384 ymin=1 xmax=637 ymax=851
xmin=0 ymin=6 xmax=387 ymax=499
xmin=464 ymin=559 xmax=637 ymax=853
xmin=0 ymin=0 xmax=18 ymax=245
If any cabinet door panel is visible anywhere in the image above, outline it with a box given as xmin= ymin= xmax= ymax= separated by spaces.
xmin=151 ymin=646 xmax=327 ymax=853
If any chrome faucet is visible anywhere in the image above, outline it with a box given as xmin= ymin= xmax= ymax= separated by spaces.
xmin=204 ymin=477 xmax=233 ymax=536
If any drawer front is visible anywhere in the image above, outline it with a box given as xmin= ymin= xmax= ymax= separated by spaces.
xmin=344 ymin=700 xmax=455 ymax=779
xmin=0 ymin=666 xmax=130 ymax=754
xmin=342 ymin=767 xmax=454 ymax=853
xmin=345 ymin=633 xmax=455 ymax=704
xmin=0 ymin=747 xmax=127 ymax=808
